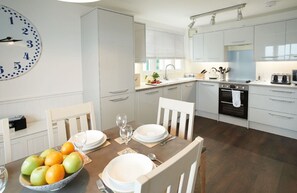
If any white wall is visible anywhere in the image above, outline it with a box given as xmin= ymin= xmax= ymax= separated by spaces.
xmin=0 ymin=0 xmax=91 ymax=122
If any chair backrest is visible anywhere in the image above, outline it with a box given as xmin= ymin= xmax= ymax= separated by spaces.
xmin=46 ymin=102 xmax=96 ymax=147
xmin=0 ymin=118 xmax=12 ymax=164
xmin=134 ymin=136 xmax=204 ymax=193
xmin=157 ymin=97 xmax=195 ymax=141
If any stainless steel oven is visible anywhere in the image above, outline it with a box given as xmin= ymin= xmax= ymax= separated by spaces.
xmin=219 ymin=83 xmax=249 ymax=119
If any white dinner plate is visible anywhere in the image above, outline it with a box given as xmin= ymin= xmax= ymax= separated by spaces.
xmin=82 ymin=133 xmax=107 ymax=151
xmin=134 ymin=124 xmax=167 ymax=140
xmin=133 ymin=130 xmax=169 ymax=143
xmin=102 ymin=153 xmax=154 ymax=193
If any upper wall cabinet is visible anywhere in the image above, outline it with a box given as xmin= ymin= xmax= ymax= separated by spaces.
xmin=285 ymin=19 xmax=297 ymax=60
xmin=254 ymin=21 xmax=286 ymax=61
xmin=192 ymin=34 xmax=204 ymax=61
xmin=146 ymin=29 xmax=185 ymax=59
xmin=192 ymin=31 xmax=224 ymax=62
xmin=134 ymin=22 xmax=146 ymax=63
xmin=204 ymin=31 xmax=224 ymax=62
xmin=224 ymin=26 xmax=254 ymax=46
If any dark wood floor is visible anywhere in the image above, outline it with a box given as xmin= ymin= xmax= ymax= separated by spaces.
xmin=193 ymin=116 xmax=297 ymax=193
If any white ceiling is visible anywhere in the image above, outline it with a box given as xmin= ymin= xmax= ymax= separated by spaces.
xmin=84 ymin=0 xmax=297 ymax=30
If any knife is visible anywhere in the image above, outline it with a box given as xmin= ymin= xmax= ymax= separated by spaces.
xmin=160 ymin=136 xmax=176 ymax=146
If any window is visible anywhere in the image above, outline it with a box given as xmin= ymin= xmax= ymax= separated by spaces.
xmin=143 ymin=59 xmax=184 ymax=72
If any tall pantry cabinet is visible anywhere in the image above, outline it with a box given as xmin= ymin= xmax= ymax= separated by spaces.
xmin=81 ymin=9 xmax=135 ymax=130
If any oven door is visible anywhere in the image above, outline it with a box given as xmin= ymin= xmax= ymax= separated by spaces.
xmin=219 ymin=88 xmax=248 ymax=119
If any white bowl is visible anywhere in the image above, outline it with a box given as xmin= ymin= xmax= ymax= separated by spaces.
xmin=105 ymin=153 xmax=153 ymax=189
xmin=19 ymin=166 xmax=83 ymax=192
xmin=134 ymin=124 xmax=166 ymax=140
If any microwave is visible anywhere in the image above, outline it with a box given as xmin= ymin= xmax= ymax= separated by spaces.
xmin=293 ymin=70 xmax=297 ymax=85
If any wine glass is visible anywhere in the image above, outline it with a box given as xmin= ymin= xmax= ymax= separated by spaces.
xmin=0 ymin=166 xmax=8 ymax=193
xmin=116 ymin=114 xmax=127 ymax=129
xmin=120 ymin=124 xmax=133 ymax=147
xmin=73 ymin=131 xmax=90 ymax=163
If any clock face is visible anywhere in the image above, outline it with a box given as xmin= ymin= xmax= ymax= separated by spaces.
xmin=0 ymin=5 xmax=42 ymax=81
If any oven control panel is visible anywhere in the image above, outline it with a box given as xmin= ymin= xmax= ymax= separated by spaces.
xmin=219 ymin=83 xmax=248 ymax=90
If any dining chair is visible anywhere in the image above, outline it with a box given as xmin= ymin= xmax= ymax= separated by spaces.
xmin=46 ymin=102 xmax=96 ymax=147
xmin=0 ymin=118 xmax=12 ymax=164
xmin=157 ymin=97 xmax=206 ymax=193
xmin=134 ymin=136 xmax=204 ymax=193
xmin=157 ymin=97 xmax=195 ymax=141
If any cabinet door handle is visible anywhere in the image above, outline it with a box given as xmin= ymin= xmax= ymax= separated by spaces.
xmin=269 ymin=98 xmax=295 ymax=103
xmin=231 ymin=40 xmax=245 ymax=44
xmin=109 ymin=89 xmax=129 ymax=94
xmin=145 ymin=91 xmax=159 ymax=95
xmin=185 ymin=85 xmax=193 ymax=87
xmin=268 ymin=113 xmax=294 ymax=119
xmin=168 ymin=87 xmax=178 ymax=90
xmin=270 ymin=89 xmax=295 ymax=94
xmin=110 ymin=96 xmax=129 ymax=102
xmin=201 ymin=83 xmax=215 ymax=86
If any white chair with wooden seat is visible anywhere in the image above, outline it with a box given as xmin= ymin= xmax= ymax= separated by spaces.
xmin=157 ymin=97 xmax=206 ymax=193
xmin=157 ymin=97 xmax=195 ymax=141
xmin=46 ymin=102 xmax=96 ymax=148
xmin=0 ymin=118 xmax=12 ymax=164
xmin=134 ymin=136 xmax=204 ymax=193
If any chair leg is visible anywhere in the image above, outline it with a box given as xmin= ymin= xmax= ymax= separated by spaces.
xmin=199 ymin=153 xmax=206 ymax=193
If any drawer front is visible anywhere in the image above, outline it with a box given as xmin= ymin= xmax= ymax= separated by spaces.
xmin=163 ymin=85 xmax=181 ymax=100
xmin=249 ymin=108 xmax=297 ymax=131
xmin=250 ymin=86 xmax=297 ymax=98
xmin=249 ymin=94 xmax=297 ymax=114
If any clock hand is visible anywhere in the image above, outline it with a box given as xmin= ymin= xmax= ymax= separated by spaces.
xmin=0 ymin=36 xmax=22 ymax=43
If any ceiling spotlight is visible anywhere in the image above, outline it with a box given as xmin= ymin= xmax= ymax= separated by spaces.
xmin=58 ymin=0 xmax=100 ymax=3
xmin=210 ymin=14 xmax=216 ymax=25
xmin=237 ymin=8 xmax=243 ymax=21
xmin=188 ymin=20 xmax=196 ymax=28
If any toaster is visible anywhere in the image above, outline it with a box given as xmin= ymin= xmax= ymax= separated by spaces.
xmin=271 ymin=73 xmax=291 ymax=85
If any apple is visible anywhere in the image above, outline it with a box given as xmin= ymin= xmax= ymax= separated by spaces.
xmin=40 ymin=148 xmax=56 ymax=159
xmin=63 ymin=152 xmax=83 ymax=174
xmin=30 ymin=166 xmax=49 ymax=186
xmin=21 ymin=155 xmax=44 ymax=175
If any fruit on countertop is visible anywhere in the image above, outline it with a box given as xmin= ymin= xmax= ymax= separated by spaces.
xmin=63 ymin=152 xmax=83 ymax=174
xmin=45 ymin=151 xmax=64 ymax=166
xmin=21 ymin=155 xmax=44 ymax=175
xmin=20 ymin=141 xmax=83 ymax=186
xmin=45 ymin=164 xmax=65 ymax=184
xmin=30 ymin=166 xmax=49 ymax=186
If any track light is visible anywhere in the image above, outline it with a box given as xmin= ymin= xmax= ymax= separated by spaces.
xmin=237 ymin=8 xmax=243 ymax=21
xmin=189 ymin=3 xmax=246 ymax=27
xmin=188 ymin=20 xmax=196 ymax=28
xmin=210 ymin=14 xmax=216 ymax=25
xmin=58 ymin=0 xmax=100 ymax=3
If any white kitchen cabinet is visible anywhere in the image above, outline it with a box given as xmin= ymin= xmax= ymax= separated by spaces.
xmin=101 ymin=93 xmax=135 ymax=130
xmin=254 ymin=21 xmax=286 ymax=61
xmin=136 ymin=88 xmax=163 ymax=124
xmin=198 ymin=82 xmax=219 ymax=114
xmin=285 ymin=19 xmax=297 ymax=60
xmin=181 ymin=82 xmax=196 ymax=103
xmin=134 ymin=22 xmax=146 ymax=62
xmin=249 ymin=86 xmax=297 ymax=132
xmin=192 ymin=34 xmax=204 ymax=61
xmin=204 ymin=31 xmax=224 ymax=62
xmin=224 ymin=26 xmax=254 ymax=46
xmin=81 ymin=9 xmax=135 ymax=130
xmin=163 ymin=84 xmax=181 ymax=100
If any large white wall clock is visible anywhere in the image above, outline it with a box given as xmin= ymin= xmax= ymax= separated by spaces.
xmin=0 ymin=5 xmax=42 ymax=81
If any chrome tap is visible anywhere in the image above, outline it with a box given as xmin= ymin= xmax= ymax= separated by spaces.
xmin=164 ymin=64 xmax=175 ymax=80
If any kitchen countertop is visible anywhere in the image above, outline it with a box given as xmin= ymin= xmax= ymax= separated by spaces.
xmin=135 ymin=78 xmax=297 ymax=91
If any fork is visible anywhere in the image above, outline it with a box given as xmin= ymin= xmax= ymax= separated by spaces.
xmin=96 ymin=178 xmax=110 ymax=193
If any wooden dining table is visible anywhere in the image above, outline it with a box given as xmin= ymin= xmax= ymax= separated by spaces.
xmin=4 ymin=122 xmax=191 ymax=193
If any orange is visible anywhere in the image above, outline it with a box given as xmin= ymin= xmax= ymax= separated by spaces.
xmin=45 ymin=164 xmax=65 ymax=184
xmin=45 ymin=151 xmax=64 ymax=166
xmin=60 ymin=142 xmax=75 ymax=155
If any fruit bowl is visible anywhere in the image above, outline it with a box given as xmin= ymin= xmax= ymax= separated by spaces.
xmin=19 ymin=165 xmax=83 ymax=192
